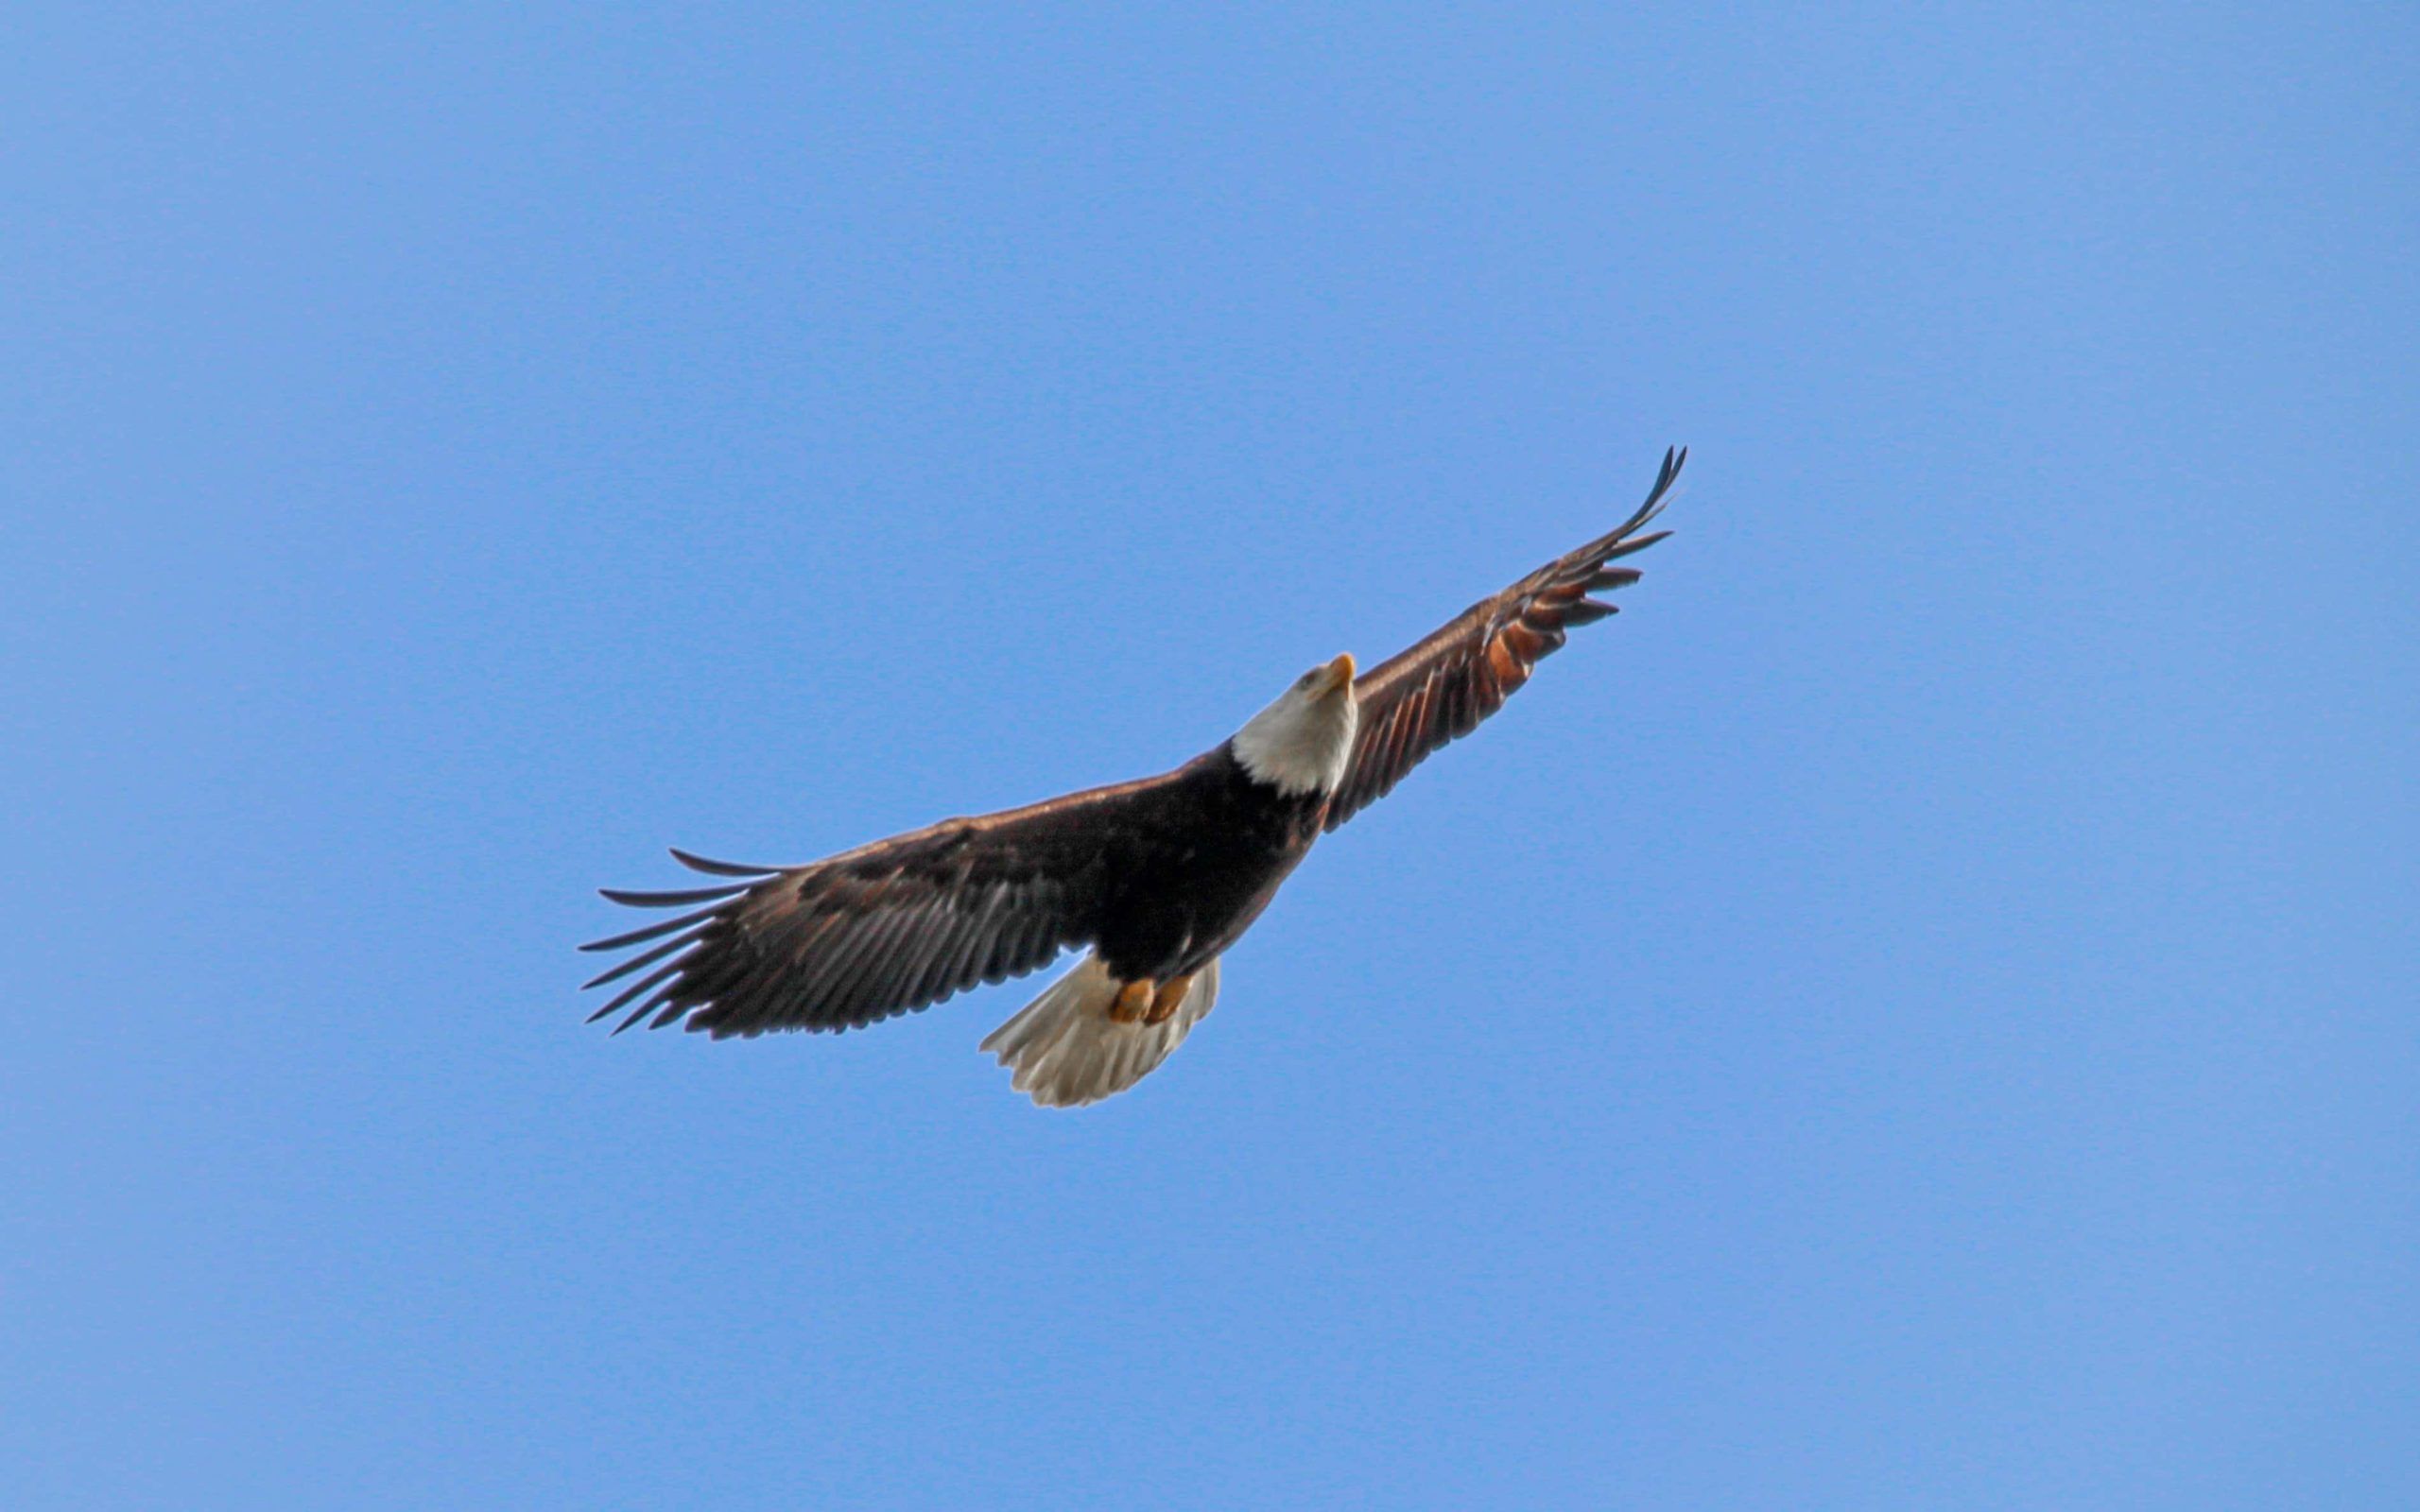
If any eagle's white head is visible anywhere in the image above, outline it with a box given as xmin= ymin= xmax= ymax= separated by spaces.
xmin=1231 ymin=652 xmax=1359 ymax=797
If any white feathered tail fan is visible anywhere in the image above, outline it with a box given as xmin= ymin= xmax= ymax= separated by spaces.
xmin=979 ymin=953 xmax=1220 ymax=1108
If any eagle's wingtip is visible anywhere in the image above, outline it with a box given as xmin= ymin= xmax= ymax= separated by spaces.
xmin=668 ymin=848 xmax=779 ymax=878
xmin=1654 ymin=444 xmax=1686 ymax=499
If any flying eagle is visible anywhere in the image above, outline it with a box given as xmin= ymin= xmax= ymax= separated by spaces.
xmin=585 ymin=447 xmax=1685 ymax=1107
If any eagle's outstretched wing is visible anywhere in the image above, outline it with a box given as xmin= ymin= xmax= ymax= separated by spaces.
xmin=581 ymin=773 xmax=1184 ymax=1037
xmin=1324 ymin=446 xmax=1682 ymax=832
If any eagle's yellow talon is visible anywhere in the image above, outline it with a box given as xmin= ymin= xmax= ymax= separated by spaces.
xmin=1145 ymin=974 xmax=1194 ymax=1025
xmin=1108 ymin=979 xmax=1155 ymax=1023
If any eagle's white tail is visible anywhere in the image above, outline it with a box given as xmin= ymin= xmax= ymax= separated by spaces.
xmin=978 ymin=954 xmax=1220 ymax=1108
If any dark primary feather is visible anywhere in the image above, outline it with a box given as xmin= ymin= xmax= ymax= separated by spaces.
xmin=666 ymin=849 xmax=781 ymax=878
xmin=579 ymin=775 xmax=1184 ymax=1037
xmin=1323 ymin=446 xmax=1683 ymax=832
xmin=596 ymin=883 xmax=752 ymax=908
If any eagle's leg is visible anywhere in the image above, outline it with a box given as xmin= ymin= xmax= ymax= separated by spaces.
xmin=1107 ymin=978 xmax=1156 ymax=1023
xmin=1144 ymin=974 xmax=1194 ymax=1025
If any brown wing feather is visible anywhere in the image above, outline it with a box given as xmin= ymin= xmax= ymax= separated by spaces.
xmin=1324 ymin=446 xmax=1684 ymax=832
xmin=581 ymin=773 xmax=1182 ymax=1036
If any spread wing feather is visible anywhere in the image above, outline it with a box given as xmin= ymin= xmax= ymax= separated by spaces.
xmin=1324 ymin=446 xmax=1683 ymax=831
xmin=580 ymin=775 xmax=1180 ymax=1036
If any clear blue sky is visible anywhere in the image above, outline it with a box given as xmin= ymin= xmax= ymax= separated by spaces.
xmin=7 ymin=6 xmax=2414 ymax=1507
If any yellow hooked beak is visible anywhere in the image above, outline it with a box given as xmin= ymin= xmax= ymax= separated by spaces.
xmin=1321 ymin=652 xmax=1357 ymax=696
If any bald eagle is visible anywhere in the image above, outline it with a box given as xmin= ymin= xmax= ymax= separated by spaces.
xmin=585 ymin=447 xmax=1685 ymax=1106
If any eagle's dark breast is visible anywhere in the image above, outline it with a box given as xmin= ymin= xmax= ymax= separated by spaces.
xmin=1085 ymin=742 xmax=1326 ymax=984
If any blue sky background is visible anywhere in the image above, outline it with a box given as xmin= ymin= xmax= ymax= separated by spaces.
xmin=7 ymin=5 xmax=2415 ymax=1507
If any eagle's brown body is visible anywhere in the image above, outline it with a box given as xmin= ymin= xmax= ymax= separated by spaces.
xmin=1082 ymin=744 xmax=1329 ymax=988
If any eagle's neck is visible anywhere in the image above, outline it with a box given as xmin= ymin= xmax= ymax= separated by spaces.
xmin=1231 ymin=686 xmax=1358 ymax=797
